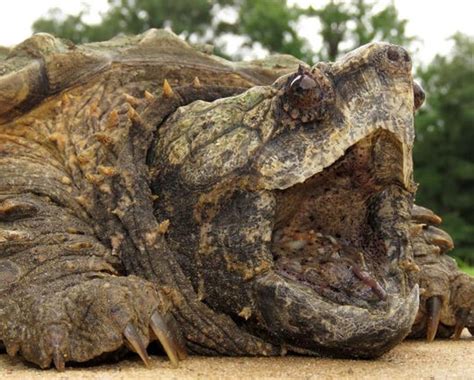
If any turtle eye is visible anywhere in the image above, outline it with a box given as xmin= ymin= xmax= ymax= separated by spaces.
xmin=287 ymin=70 xmax=321 ymax=111
xmin=281 ymin=66 xmax=335 ymax=124
xmin=290 ymin=74 xmax=317 ymax=92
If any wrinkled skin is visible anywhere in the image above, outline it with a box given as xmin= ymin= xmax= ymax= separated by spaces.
xmin=0 ymin=30 xmax=472 ymax=370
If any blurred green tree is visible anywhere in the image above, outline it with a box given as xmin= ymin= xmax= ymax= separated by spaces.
xmin=216 ymin=0 xmax=312 ymax=60
xmin=32 ymin=0 xmax=220 ymax=43
xmin=306 ymin=0 xmax=412 ymax=60
xmin=32 ymin=0 xmax=411 ymax=62
xmin=414 ymin=33 xmax=474 ymax=265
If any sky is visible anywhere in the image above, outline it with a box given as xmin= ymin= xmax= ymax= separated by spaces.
xmin=0 ymin=0 xmax=472 ymax=63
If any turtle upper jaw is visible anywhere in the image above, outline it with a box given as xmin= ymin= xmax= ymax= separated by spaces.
xmin=252 ymin=130 xmax=419 ymax=358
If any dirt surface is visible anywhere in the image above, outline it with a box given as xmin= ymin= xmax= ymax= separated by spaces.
xmin=1 ymin=331 xmax=472 ymax=380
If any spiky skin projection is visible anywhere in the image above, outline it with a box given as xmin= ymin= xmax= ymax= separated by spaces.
xmin=0 ymin=30 xmax=472 ymax=370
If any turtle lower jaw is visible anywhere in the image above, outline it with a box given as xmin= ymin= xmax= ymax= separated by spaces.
xmin=253 ymin=270 xmax=418 ymax=358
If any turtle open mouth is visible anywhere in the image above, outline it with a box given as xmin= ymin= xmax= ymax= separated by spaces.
xmin=270 ymin=129 xmax=413 ymax=309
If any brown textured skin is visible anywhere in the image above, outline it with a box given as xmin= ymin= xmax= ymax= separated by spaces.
xmin=0 ymin=30 xmax=472 ymax=369
xmin=409 ymin=208 xmax=474 ymax=338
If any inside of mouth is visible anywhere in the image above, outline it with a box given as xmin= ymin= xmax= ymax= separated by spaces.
xmin=271 ymin=131 xmax=406 ymax=307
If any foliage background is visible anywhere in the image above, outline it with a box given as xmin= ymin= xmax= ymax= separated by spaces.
xmin=31 ymin=0 xmax=474 ymax=266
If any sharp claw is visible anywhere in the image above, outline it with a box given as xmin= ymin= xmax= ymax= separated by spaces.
xmin=412 ymin=205 xmax=442 ymax=225
xmin=149 ymin=310 xmax=186 ymax=367
xmin=453 ymin=309 xmax=469 ymax=340
xmin=123 ymin=323 xmax=151 ymax=367
xmin=47 ymin=325 xmax=68 ymax=371
xmin=454 ymin=323 xmax=465 ymax=340
xmin=426 ymin=296 xmax=443 ymax=342
xmin=53 ymin=349 xmax=66 ymax=372
xmin=423 ymin=226 xmax=454 ymax=252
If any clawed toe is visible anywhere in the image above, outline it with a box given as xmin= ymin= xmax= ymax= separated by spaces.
xmin=426 ymin=296 xmax=442 ymax=342
xmin=123 ymin=309 xmax=187 ymax=369
xmin=453 ymin=309 xmax=468 ymax=339
xmin=124 ymin=323 xmax=151 ymax=367
xmin=44 ymin=308 xmax=188 ymax=370
xmin=410 ymin=204 xmax=473 ymax=342
xmin=412 ymin=205 xmax=442 ymax=225
xmin=1 ymin=278 xmax=188 ymax=371
xmin=52 ymin=348 xmax=66 ymax=372
xmin=423 ymin=226 xmax=454 ymax=253
xmin=149 ymin=310 xmax=187 ymax=367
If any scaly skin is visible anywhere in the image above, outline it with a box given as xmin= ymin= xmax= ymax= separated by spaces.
xmin=0 ymin=30 xmax=472 ymax=370
xmin=409 ymin=206 xmax=474 ymax=340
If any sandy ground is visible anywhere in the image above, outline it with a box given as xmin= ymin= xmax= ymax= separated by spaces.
xmin=0 ymin=331 xmax=472 ymax=380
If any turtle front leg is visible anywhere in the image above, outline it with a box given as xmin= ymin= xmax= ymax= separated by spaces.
xmin=0 ymin=193 xmax=185 ymax=370
xmin=0 ymin=106 xmax=185 ymax=369
xmin=409 ymin=205 xmax=474 ymax=340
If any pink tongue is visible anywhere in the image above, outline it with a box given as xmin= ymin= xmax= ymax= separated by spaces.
xmin=351 ymin=265 xmax=387 ymax=300
xmin=273 ymin=230 xmax=387 ymax=303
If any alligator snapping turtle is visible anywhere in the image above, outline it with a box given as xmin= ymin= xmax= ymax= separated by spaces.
xmin=0 ymin=29 xmax=472 ymax=370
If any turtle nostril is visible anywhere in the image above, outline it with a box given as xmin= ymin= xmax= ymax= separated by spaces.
xmin=377 ymin=45 xmax=412 ymax=73
xmin=387 ymin=47 xmax=400 ymax=61
xmin=413 ymin=81 xmax=426 ymax=111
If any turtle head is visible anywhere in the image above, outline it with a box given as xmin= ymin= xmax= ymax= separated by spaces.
xmin=151 ymin=42 xmax=424 ymax=358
